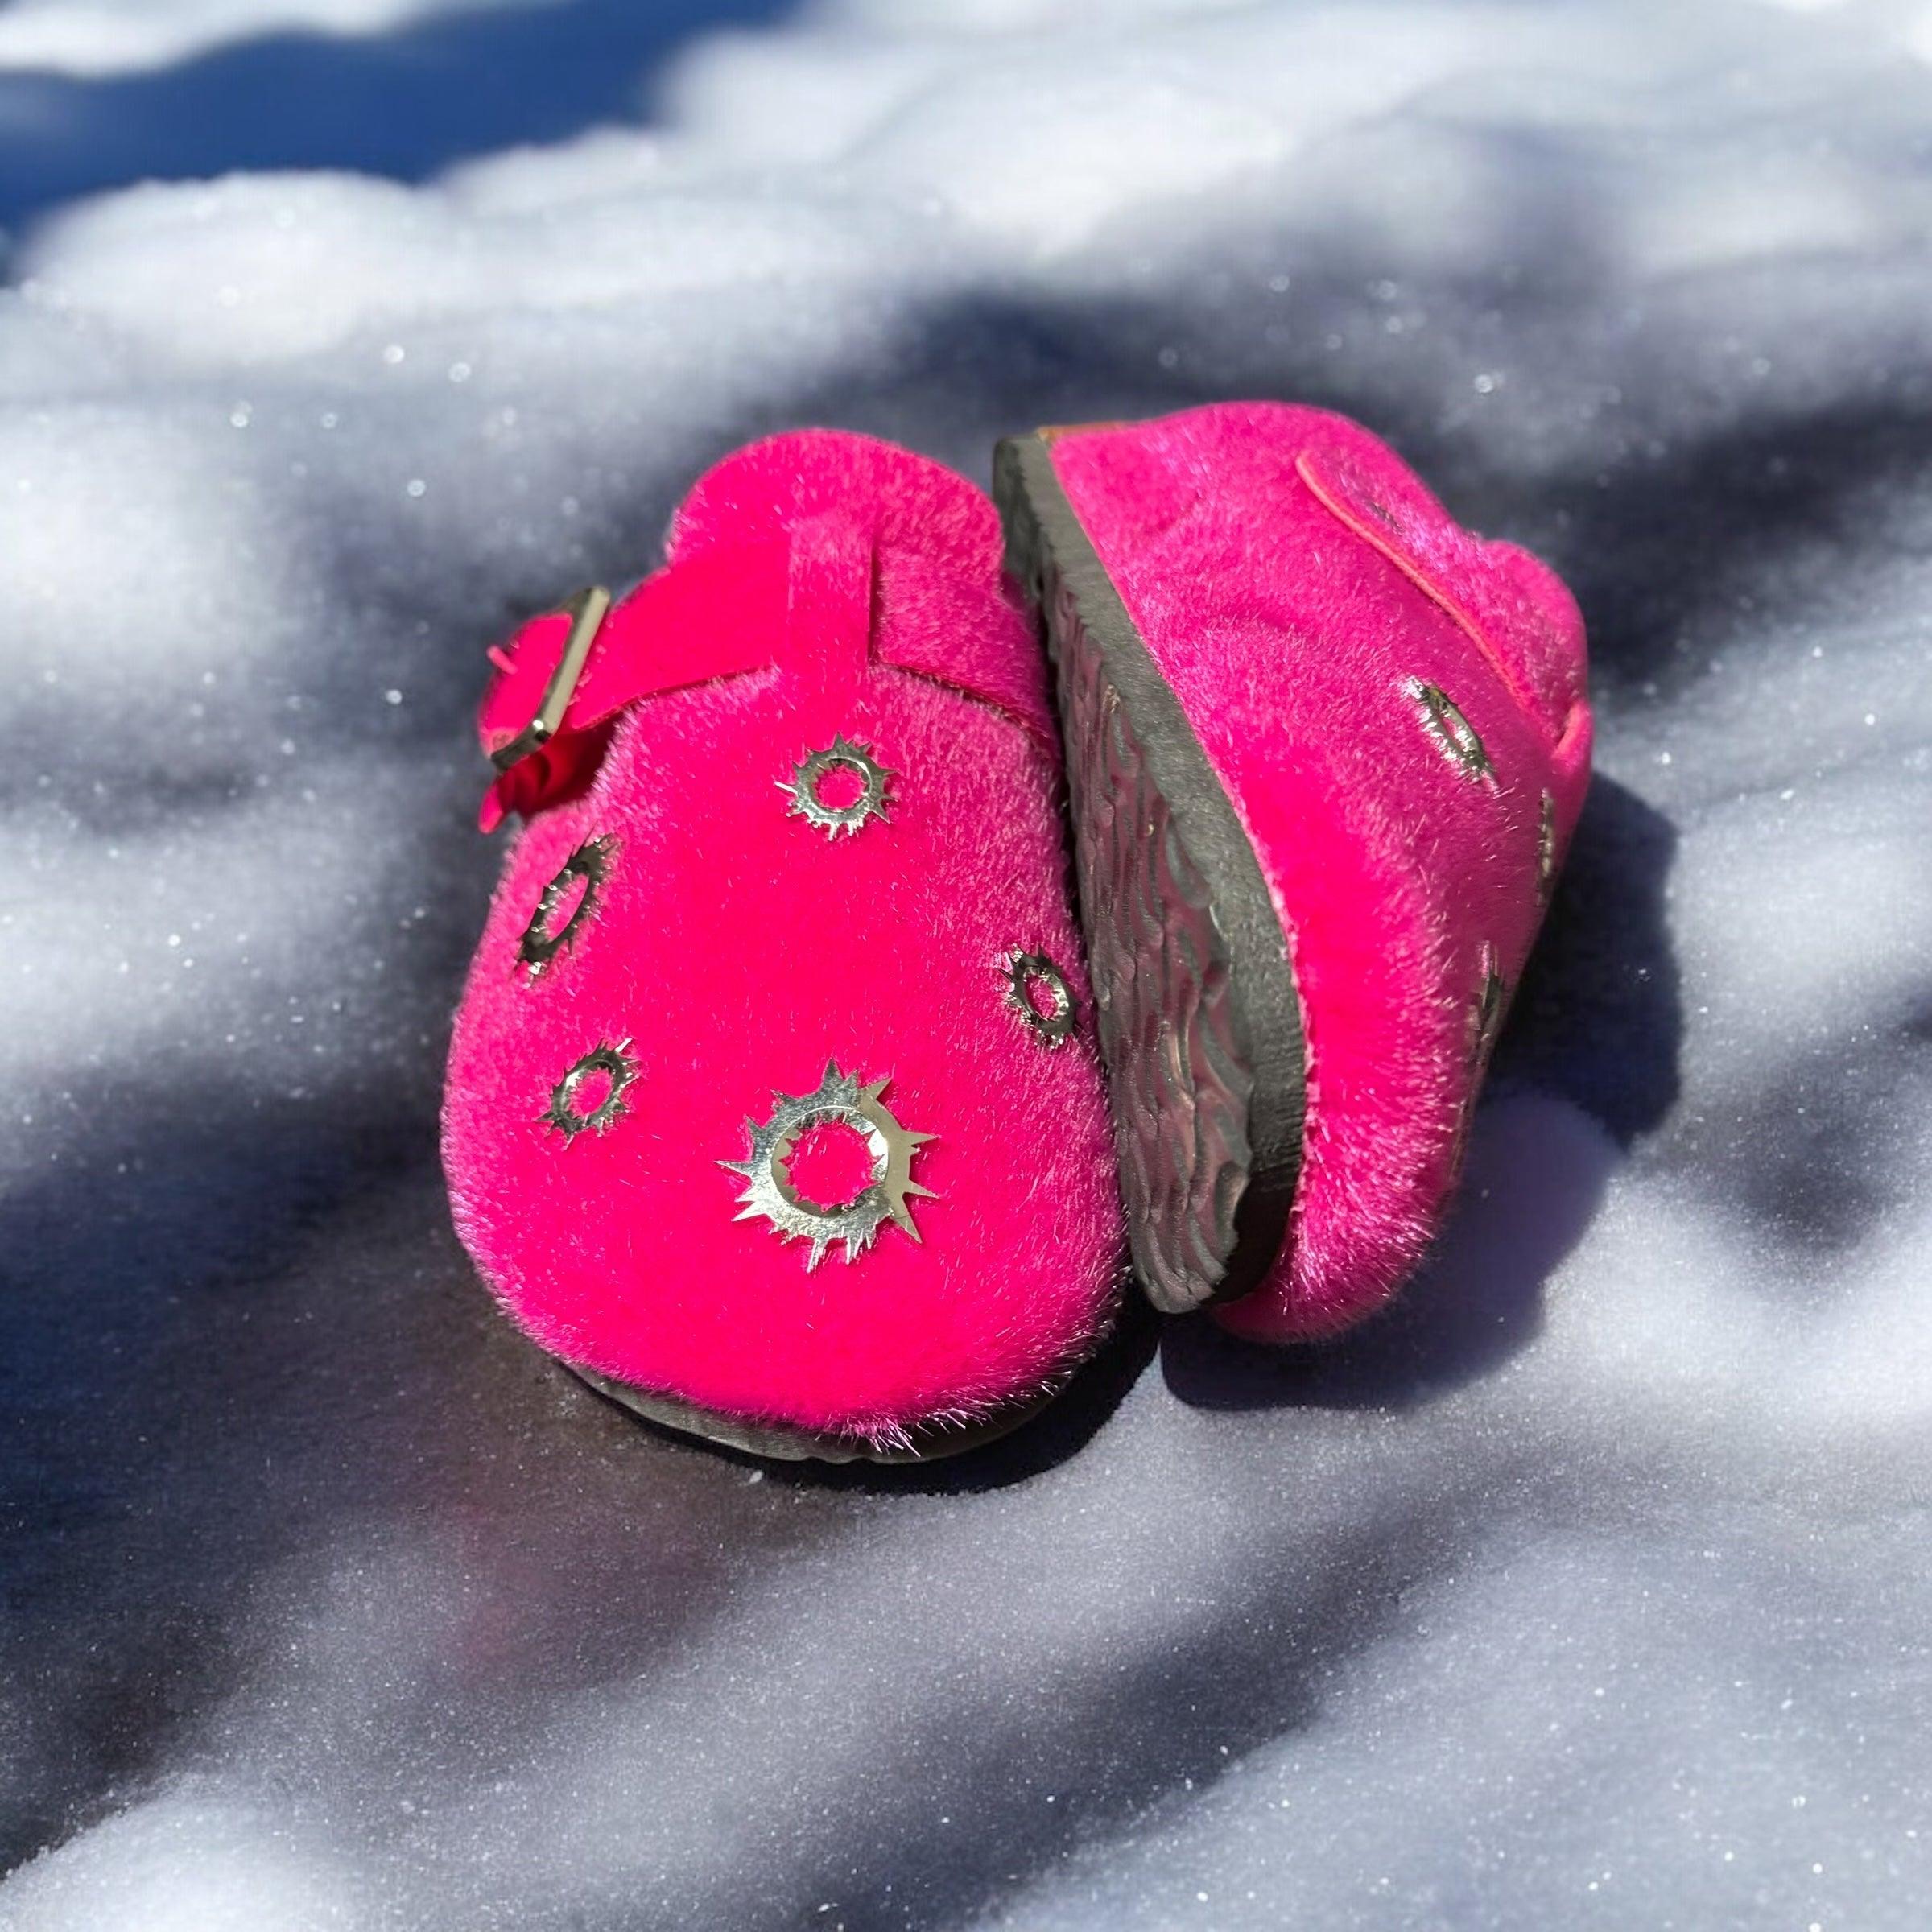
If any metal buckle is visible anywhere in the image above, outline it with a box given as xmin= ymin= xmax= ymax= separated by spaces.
xmin=489 ymin=584 xmax=613 ymax=774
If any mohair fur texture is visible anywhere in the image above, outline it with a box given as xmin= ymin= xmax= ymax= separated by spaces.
xmin=444 ymin=431 xmax=1123 ymax=1447
xmin=1043 ymin=403 xmax=1591 ymax=1340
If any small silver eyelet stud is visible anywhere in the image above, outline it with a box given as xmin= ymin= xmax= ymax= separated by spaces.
xmin=518 ymin=835 xmax=617 ymax=978
xmin=543 ymin=1040 xmax=638 ymax=1141
xmin=720 ymin=1061 xmax=935 ymax=1270
xmin=1001 ymin=948 xmax=1075 ymax=1047
xmin=1403 ymin=678 xmax=1494 ymax=784
xmin=1469 ymin=944 xmax=1506 ymax=1068
xmin=1536 ymin=791 xmax=1558 ymax=901
xmin=778 ymin=735 xmax=893 ymax=837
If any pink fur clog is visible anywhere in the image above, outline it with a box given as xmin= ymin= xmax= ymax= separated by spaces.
xmin=995 ymin=403 xmax=1591 ymax=1340
xmin=442 ymin=431 xmax=1124 ymax=1460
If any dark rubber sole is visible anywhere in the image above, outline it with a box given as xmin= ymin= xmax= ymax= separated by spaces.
xmin=573 ymin=1365 xmax=1057 ymax=1464
xmin=993 ymin=430 xmax=1305 ymax=1313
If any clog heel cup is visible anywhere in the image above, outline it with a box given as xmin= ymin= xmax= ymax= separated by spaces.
xmin=443 ymin=431 xmax=1123 ymax=1461
xmin=995 ymin=403 xmax=1591 ymax=1339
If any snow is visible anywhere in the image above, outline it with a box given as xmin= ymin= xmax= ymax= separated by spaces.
xmin=0 ymin=0 xmax=564 ymax=79
xmin=3 ymin=0 xmax=1931 ymax=1926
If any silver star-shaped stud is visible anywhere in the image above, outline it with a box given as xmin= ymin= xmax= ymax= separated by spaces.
xmin=1000 ymin=947 xmax=1075 ymax=1047
xmin=542 ymin=1039 xmax=638 ymax=1141
xmin=777 ymin=735 xmax=894 ymax=838
xmin=517 ymin=834 xmax=617 ymax=978
xmin=1468 ymin=945 xmax=1507 ymax=1068
xmin=1403 ymin=678 xmax=1495 ymax=784
xmin=720 ymin=1060 xmax=936 ymax=1269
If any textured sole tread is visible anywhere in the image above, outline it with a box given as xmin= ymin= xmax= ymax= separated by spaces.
xmin=993 ymin=431 xmax=1305 ymax=1313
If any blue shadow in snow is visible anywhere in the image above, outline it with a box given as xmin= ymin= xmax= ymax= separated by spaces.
xmin=0 ymin=0 xmax=794 ymax=235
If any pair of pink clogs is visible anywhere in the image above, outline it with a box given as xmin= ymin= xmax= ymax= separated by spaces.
xmin=442 ymin=405 xmax=1591 ymax=1462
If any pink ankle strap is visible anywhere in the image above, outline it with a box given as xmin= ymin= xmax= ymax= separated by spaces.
xmin=477 ymin=540 xmax=788 ymax=829
xmin=477 ymin=531 xmax=1056 ymax=831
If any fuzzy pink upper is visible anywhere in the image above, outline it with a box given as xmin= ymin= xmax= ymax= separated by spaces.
xmin=443 ymin=431 xmax=1122 ymax=1443
xmin=1046 ymin=404 xmax=1591 ymax=1340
